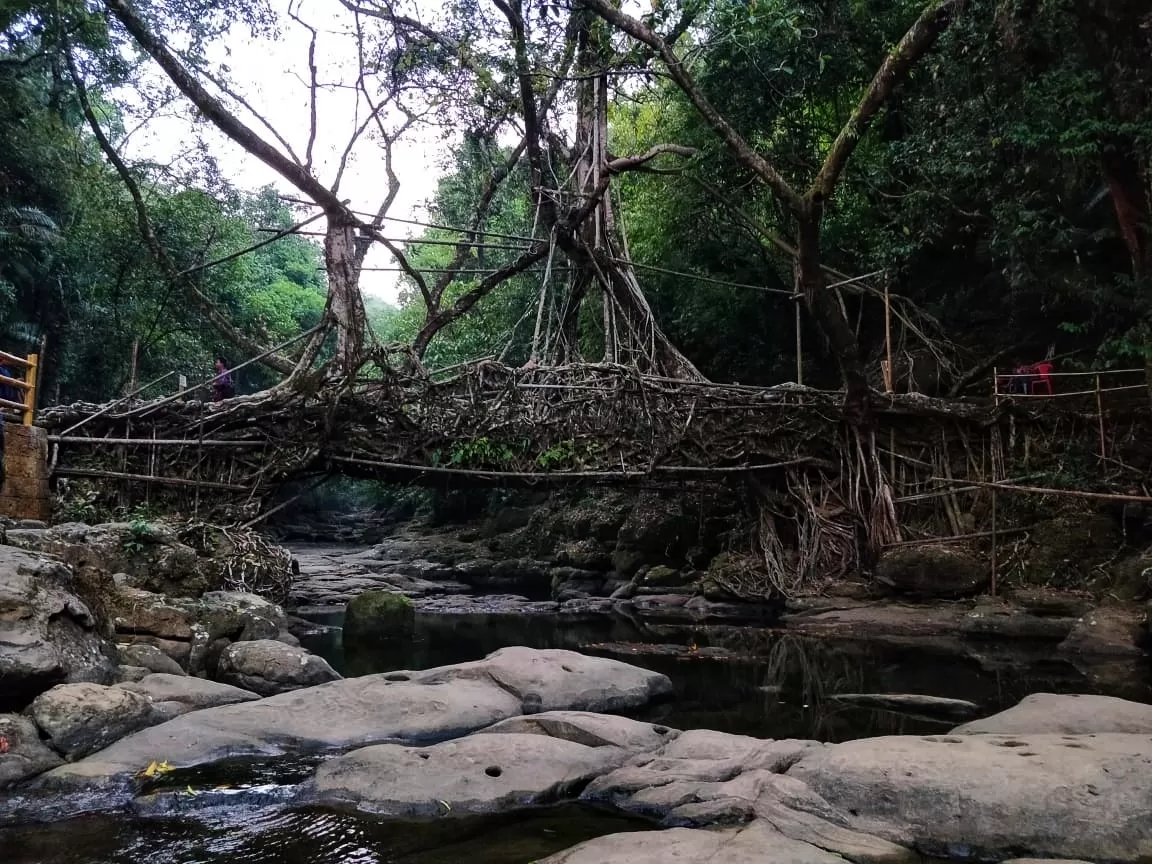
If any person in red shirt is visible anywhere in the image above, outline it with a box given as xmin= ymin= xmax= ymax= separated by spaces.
xmin=1031 ymin=361 xmax=1054 ymax=395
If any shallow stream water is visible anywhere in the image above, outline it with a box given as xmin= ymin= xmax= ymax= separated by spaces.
xmin=5 ymin=600 xmax=1150 ymax=863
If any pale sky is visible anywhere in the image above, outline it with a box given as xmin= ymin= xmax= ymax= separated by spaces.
xmin=118 ymin=0 xmax=450 ymax=303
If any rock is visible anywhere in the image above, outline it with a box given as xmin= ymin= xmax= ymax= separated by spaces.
xmin=112 ymin=588 xmax=288 ymax=676
xmin=216 ymin=640 xmax=341 ymax=696
xmin=116 ymin=673 xmax=259 ymax=714
xmin=31 ymin=683 xmax=155 ymax=759
xmin=478 ymin=712 xmax=677 ymax=751
xmin=789 ymin=732 xmax=1152 ymax=861
xmin=612 ymin=491 xmax=698 ymax=578
xmin=829 ymin=693 xmax=980 ymax=721
xmin=304 ymin=731 xmax=629 ymax=817
xmin=953 ymin=692 xmax=1152 ymax=735
xmin=542 ymin=820 xmax=848 ymax=864
xmin=874 ymin=545 xmax=987 ymax=599
xmin=641 ymin=565 xmax=688 ymax=587
xmin=39 ymin=648 xmax=672 ymax=793
xmin=1057 ymin=606 xmax=1145 ymax=657
xmin=1003 ymin=588 xmax=1092 ymax=618
xmin=584 ymin=730 xmax=826 ymax=820
xmin=0 ymin=714 xmax=63 ymax=788
xmin=114 ymin=665 xmax=151 ymax=683
xmin=343 ymin=589 xmax=415 ymax=641
xmin=414 ymin=646 xmax=674 ymax=713
xmin=0 ymin=545 xmax=115 ymax=711
xmin=10 ymin=521 xmax=294 ymax=602
xmin=116 ymin=642 xmax=185 ymax=676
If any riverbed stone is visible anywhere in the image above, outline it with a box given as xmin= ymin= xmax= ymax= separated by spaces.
xmin=0 ymin=546 xmax=115 ymax=711
xmin=343 ymin=589 xmax=415 ymax=641
xmin=305 ymin=731 xmax=629 ymax=817
xmin=412 ymin=646 xmax=674 ymax=713
xmin=875 ymin=545 xmax=987 ymax=599
xmin=115 ymin=673 xmax=259 ymax=714
xmin=215 ymin=639 xmax=341 ymax=696
xmin=952 ymin=692 xmax=1152 ymax=735
xmin=37 ymin=648 xmax=672 ymax=792
xmin=542 ymin=820 xmax=848 ymax=864
xmin=478 ymin=711 xmax=677 ymax=751
xmin=1056 ymin=606 xmax=1146 ymax=656
xmin=116 ymin=642 xmax=185 ymax=676
xmin=788 ymin=732 xmax=1152 ymax=861
xmin=829 ymin=693 xmax=979 ymax=721
xmin=31 ymin=682 xmax=155 ymax=760
xmin=0 ymin=714 xmax=63 ymax=788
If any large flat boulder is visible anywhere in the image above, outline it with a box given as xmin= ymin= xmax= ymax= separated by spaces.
xmin=115 ymin=673 xmax=259 ymax=716
xmin=31 ymin=683 xmax=155 ymax=760
xmin=0 ymin=714 xmax=63 ymax=788
xmin=477 ymin=711 xmax=677 ymax=751
xmin=953 ymin=693 xmax=1152 ymax=735
xmin=216 ymin=640 xmax=341 ymax=696
xmin=0 ymin=546 xmax=115 ymax=711
xmin=542 ymin=820 xmax=847 ymax=864
xmin=412 ymin=646 xmax=673 ymax=713
xmin=304 ymin=731 xmax=628 ymax=817
xmin=36 ymin=648 xmax=671 ymax=793
xmin=788 ymin=732 xmax=1152 ymax=861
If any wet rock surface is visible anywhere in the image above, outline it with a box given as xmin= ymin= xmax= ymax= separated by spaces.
xmin=31 ymin=683 xmax=155 ymax=760
xmin=0 ymin=546 xmax=115 ymax=711
xmin=32 ymin=647 xmax=673 ymax=796
xmin=216 ymin=639 xmax=342 ymax=696
xmin=952 ymin=691 xmax=1152 ymax=735
xmin=115 ymin=673 xmax=260 ymax=715
xmin=0 ymin=714 xmax=63 ymax=788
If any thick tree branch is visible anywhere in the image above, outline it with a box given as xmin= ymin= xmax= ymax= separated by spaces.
xmin=607 ymin=143 xmax=696 ymax=173
xmin=580 ymin=0 xmax=804 ymax=214
xmin=810 ymin=0 xmax=962 ymax=202
xmin=65 ymin=47 xmax=295 ymax=375
xmin=104 ymin=0 xmax=349 ymax=215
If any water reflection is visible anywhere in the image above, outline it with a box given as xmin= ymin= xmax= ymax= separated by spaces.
xmin=300 ymin=607 xmax=1152 ymax=742
xmin=0 ymin=805 xmax=650 ymax=864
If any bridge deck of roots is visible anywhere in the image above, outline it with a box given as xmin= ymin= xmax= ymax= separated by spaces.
xmin=40 ymin=360 xmax=1150 ymax=597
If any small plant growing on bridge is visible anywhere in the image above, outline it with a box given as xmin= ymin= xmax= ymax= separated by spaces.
xmin=447 ymin=436 xmax=517 ymax=469
xmin=536 ymin=439 xmax=597 ymax=470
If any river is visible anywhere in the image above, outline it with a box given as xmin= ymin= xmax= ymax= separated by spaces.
xmin=4 ymin=600 xmax=1150 ymax=863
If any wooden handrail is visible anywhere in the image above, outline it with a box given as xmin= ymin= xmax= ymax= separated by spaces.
xmin=0 ymin=351 xmax=38 ymax=425
xmin=0 ymin=350 xmax=31 ymax=368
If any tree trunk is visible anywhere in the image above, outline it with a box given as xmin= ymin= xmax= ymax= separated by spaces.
xmin=1101 ymin=141 xmax=1151 ymax=278
xmin=323 ymin=216 xmax=367 ymax=373
xmin=796 ymin=208 xmax=871 ymax=425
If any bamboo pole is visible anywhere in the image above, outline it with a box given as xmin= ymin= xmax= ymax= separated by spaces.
xmin=49 ymin=436 xmax=268 ymax=447
xmin=1095 ymin=373 xmax=1106 ymax=460
xmin=53 ymin=467 xmax=250 ymax=491
xmin=56 ymin=371 xmax=176 ymax=438
xmin=21 ymin=353 xmax=37 ymax=425
xmin=929 ymin=477 xmax=1152 ymax=504
xmin=990 ymin=488 xmax=998 ymax=596
xmin=794 ymin=296 xmax=803 ymax=386
xmin=883 ymin=281 xmax=893 ymax=393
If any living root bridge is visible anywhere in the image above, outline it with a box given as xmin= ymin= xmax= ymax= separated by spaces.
xmin=40 ymin=359 xmax=1151 ymax=595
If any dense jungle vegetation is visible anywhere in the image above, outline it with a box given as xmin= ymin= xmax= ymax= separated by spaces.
xmin=1 ymin=0 xmax=1149 ymax=403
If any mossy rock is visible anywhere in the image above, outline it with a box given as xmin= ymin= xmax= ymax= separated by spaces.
xmin=875 ymin=545 xmax=988 ymax=599
xmin=344 ymin=590 xmax=415 ymax=642
xmin=642 ymin=565 xmax=688 ymax=587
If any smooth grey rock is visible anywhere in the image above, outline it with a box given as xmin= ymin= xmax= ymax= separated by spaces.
xmin=31 ymin=683 xmax=154 ymax=759
xmin=789 ymin=732 xmax=1152 ymax=861
xmin=0 ymin=713 xmax=63 ymax=788
xmin=542 ymin=820 xmax=847 ymax=864
xmin=116 ymin=673 xmax=259 ymax=714
xmin=114 ymin=665 xmax=151 ymax=683
xmin=304 ymin=732 xmax=627 ymax=817
xmin=411 ymin=646 xmax=673 ymax=713
xmin=38 ymin=648 xmax=671 ymax=792
xmin=216 ymin=639 xmax=341 ymax=696
xmin=830 ymin=693 xmax=979 ymax=721
xmin=116 ymin=642 xmax=185 ymax=676
xmin=0 ymin=546 xmax=114 ymax=710
xmin=478 ymin=711 xmax=677 ymax=751
xmin=953 ymin=693 xmax=1152 ymax=735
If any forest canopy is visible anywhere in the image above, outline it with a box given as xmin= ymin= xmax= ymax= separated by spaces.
xmin=1 ymin=0 xmax=1149 ymax=405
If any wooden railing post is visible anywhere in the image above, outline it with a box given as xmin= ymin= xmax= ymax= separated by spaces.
xmin=22 ymin=353 xmax=38 ymax=426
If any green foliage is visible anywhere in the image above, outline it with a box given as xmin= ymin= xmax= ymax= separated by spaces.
xmin=122 ymin=518 xmax=157 ymax=555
